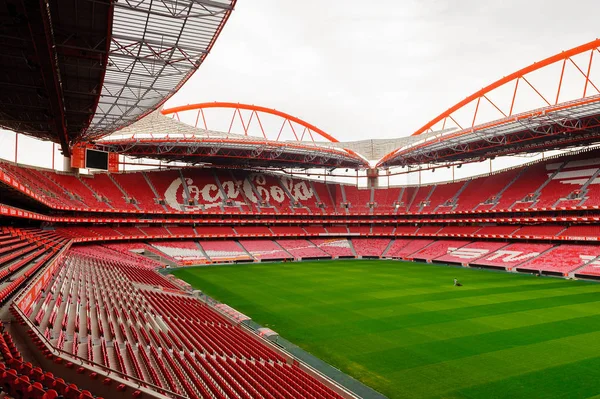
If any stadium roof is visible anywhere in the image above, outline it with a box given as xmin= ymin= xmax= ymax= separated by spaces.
xmin=0 ymin=0 xmax=235 ymax=155
xmin=378 ymin=38 xmax=600 ymax=168
xmin=317 ymin=130 xmax=447 ymax=162
xmin=378 ymin=96 xmax=600 ymax=167
xmin=95 ymin=111 xmax=369 ymax=169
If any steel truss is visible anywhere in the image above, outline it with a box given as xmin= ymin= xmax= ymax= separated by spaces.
xmin=83 ymin=0 xmax=236 ymax=141
xmin=379 ymin=38 xmax=600 ymax=168
xmin=390 ymin=113 xmax=600 ymax=167
xmin=95 ymin=137 xmax=368 ymax=169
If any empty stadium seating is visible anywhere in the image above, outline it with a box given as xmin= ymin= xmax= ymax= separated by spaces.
xmin=311 ymin=239 xmax=355 ymax=257
xmin=472 ymin=243 xmax=555 ymax=269
xmin=150 ymin=241 xmax=207 ymax=264
xmin=200 ymin=241 xmax=251 ymax=261
xmin=386 ymin=239 xmax=435 ymax=258
xmin=45 ymin=172 xmax=112 ymax=210
xmin=517 ymin=245 xmax=600 ymax=274
xmin=352 ymin=238 xmax=391 ymax=257
xmin=559 ymin=225 xmax=600 ymax=238
xmin=239 ymin=240 xmax=292 ymax=260
xmin=343 ymin=186 xmax=372 ymax=213
xmin=411 ymin=240 xmax=471 ymax=261
xmin=4 ymin=150 xmax=600 ymax=216
xmin=17 ymin=247 xmax=345 ymax=399
xmin=435 ymin=241 xmax=508 ymax=264
xmin=454 ymin=168 xmax=522 ymax=212
xmin=424 ymin=181 xmax=465 ymax=213
xmin=373 ymin=187 xmax=401 ymax=213
xmin=111 ymin=171 xmax=166 ymax=211
xmin=277 ymin=239 xmax=329 ymax=259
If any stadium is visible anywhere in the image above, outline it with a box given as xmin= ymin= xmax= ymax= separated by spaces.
xmin=2 ymin=1 xmax=600 ymax=398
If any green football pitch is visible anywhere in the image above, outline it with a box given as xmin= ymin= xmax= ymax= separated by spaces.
xmin=171 ymin=260 xmax=600 ymax=399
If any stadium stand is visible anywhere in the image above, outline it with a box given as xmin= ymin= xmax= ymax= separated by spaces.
xmin=5 ymin=149 xmax=600 ymax=216
xmin=373 ymin=187 xmax=401 ymax=213
xmin=406 ymin=186 xmax=430 ymax=213
xmin=352 ymin=238 xmax=391 ymax=257
xmin=269 ymin=226 xmax=307 ymax=236
xmin=304 ymin=225 xmax=328 ymax=235
xmin=200 ymin=241 xmax=251 ymax=262
xmin=424 ymin=181 xmax=465 ymax=213
xmin=512 ymin=225 xmax=566 ymax=238
xmin=435 ymin=241 xmax=509 ymax=264
xmin=80 ymin=173 xmax=137 ymax=210
xmin=343 ymin=186 xmax=372 ymax=213
xmin=437 ymin=225 xmax=482 ymax=236
xmin=277 ymin=240 xmax=330 ymax=259
xmin=311 ymin=239 xmax=355 ymax=257
xmin=533 ymin=158 xmax=599 ymax=209
xmin=150 ymin=241 xmax=207 ymax=264
xmin=326 ymin=225 xmax=350 ymax=234
xmin=387 ymin=239 xmax=435 ymax=259
xmin=559 ymin=225 xmax=600 ymax=239
xmin=238 ymin=240 xmax=292 ymax=260
xmin=473 ymin=225 xmax=521 ymax=237
xmin=45 ymin=172 xmax=112 ymax=210
xmin=166 ymin=226 xmax=198 ymax=236
xmin=111 ymin=171 xmax=166 ymax=211
xmin=112 ymin=225 xmax=145 ymax=237
xmin=371 ymin=225 xmax=396 ymax=235
xmin=412 ymin=240 xmax=471 ymax=261
xmin=472 ymin=243 xmax=556 ymax=269
xmin=516 ymin=245 xmax=600 ymax=275
xmin=18 ymin=247 xmax=345 ymax=399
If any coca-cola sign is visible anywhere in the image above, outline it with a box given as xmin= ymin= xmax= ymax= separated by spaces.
xmin=164 ymin=173 xmax=314 ymax=211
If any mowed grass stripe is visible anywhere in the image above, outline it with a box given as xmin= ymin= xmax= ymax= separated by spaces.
xmin=172 ymin=260 xmax=600 ymax=398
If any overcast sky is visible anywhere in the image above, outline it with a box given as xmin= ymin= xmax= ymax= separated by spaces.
xmin=166 ymin=0 xmax=600 ymax=141
xmin=1 ymin=0 xmax=599 ymax=172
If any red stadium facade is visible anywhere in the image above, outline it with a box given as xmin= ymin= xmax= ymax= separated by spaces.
xmin=3 ymin=8 xmax=600 ymax=399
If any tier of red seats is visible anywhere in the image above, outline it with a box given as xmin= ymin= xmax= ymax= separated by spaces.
xmin=268 ymin=226 xmax=306 ymax=236
xmin=45 ymin=172 xmax=111 ymax=210
xmin=110 ymin=172 xmax=165 ymax=211
xmin=80 ymin=174 xmax=136 ymax=210
xmin=517 ymin=245 xmax=600 ymax=274
xmin=559 ymin=225 xmax=600 ymax=238
xmin=150 ymin=241 xmax=206 ymax=264
xmin=373 ymin=187 xmax=401 ymax=213
xmin=200 ymin=241 xmax=250 ymax=261
xmin=411 ymin=240 xmax=471 ymax=261
xmin=4 ymin=150 xmax=600 ymax=215
xmin=455 ymin=169 xmax=521 ymax=212
xmin=494 ymin=163 xmax=548 ymax=211
xmin=17 ymin=246 xmax=345 ymax=399
xmin=512 ymin=225 xmax=566 ymax=237
xmin=352 ymin=238 xmax=390 ymax=257
xmin=472 ymin=243 xmax=555 ymax=269
xmin=112 ymin=226 xmax=144 ymax=236
xmin=386 ymin=239 xmax=435 ymax=258
xmin=406 ymin=186 xmax=429 ymax=213
xmin=343 ymin=186 xmax=371 ymax=213
xmin=276 ymin=240 xmax=329 ymax=258
xmin=423 ymin=181 xmax=465 ymax=213
xmin=435 ymin=241 xmax=508 ymax=264
xmin=167 ymin=226 xmax=197 ymax=236
xmin=474 ymin=225 xmax=520 ymax=236
xmin=0 ymin=320 xmax=102 ymax=399
xmin=238 ymin=240 xmax=291 ymax=260
xmin=311 ymin=239 xmax=354 ymax=257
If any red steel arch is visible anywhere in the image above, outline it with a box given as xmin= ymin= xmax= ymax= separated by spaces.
xmin=161 ymin=102 xmax=340 ymax=143
xmin=412 ymin=38 xmax=600 ymax=137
